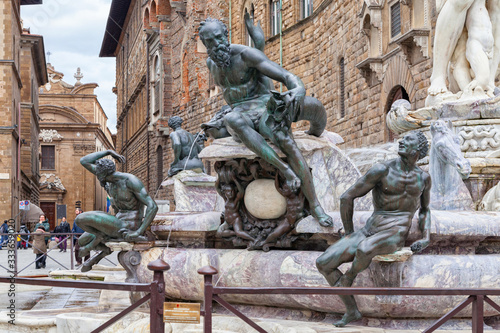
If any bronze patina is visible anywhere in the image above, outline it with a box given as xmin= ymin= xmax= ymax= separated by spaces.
xmin=316 ymin=131 xmax=432 ymax=327
xmin=75 ymin=150 xmax=158 ymax=272
xmin=199 ymin=17 xmax=332 ymax=228
xmin=167 ymin=116 xmax=205 ymax=177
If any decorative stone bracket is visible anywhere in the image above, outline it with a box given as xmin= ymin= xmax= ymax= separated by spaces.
xmin=356 ymin=57 xmax=383 ymax=87
xmin=39 ymin=129 xmax=63 ymax=143
xmin=392 ymin=29 xmax=430 ymax=64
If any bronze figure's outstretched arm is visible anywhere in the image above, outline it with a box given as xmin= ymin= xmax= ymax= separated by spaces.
xmin=80 ymin=150 xmax=125 ymax=174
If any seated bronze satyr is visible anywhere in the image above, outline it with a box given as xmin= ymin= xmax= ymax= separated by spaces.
xmin=75 ymin=150 xmax=158 ymax=272
xmin=316 ymin=131 xmax=432 ymax=327
xmin=167 ymin=116 xmax=205 ymax=177
xmin=199 ymin=17 xmax=332 ymax=228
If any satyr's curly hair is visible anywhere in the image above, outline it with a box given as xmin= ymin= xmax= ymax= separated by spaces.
xmin=199 ymin=18 xmax=229 ymax=40
xmin=168 ymin=116 xmax=183 ymax=129
xmin=414 ymin=130 xmax=429 ymax=159
xmin=96 ymin=158 xmax=116 ymax=187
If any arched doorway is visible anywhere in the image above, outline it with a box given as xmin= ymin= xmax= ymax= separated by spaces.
xmin=385 ymin=85 xmax=409 ymax=142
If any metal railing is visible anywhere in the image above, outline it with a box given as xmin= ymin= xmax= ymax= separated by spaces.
xmin=0 ymin=232 xmax=117 ymax=275
xmin=0 ymin=258 xmax=169 ymax=333
xmin=198 ymin=265 xmax=500 ymax=333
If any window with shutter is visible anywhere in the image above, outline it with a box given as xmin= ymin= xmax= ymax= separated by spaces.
xmin=301 ymin=0 xmax=313 ymax=19
xmin=391 ymin=2 xmax=401 ymax=38
xmin=270 ymin=0 xmax=280 ymax=36
xmin=41 ymin=145 xmax=55 ymax=170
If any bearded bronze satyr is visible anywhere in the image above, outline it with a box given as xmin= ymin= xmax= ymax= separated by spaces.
xmin=75 ymin=150 xmax=158 ymax=272
xmin=199 ymin=16 xmax=332 ymax=228
xmin=316 ymin=131 xmax=432 ymax=327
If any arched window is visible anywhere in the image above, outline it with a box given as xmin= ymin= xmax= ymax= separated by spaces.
xmin=339 ymin=58 xmax=345 ymax=118
xmin=386 ymin=85 xmax=410 ymax=142
xmin=182 ymin=52 xmax=190 ymax=103
xmin=270 ymin=0 xmax=280 ymax=36
xmin=157 ymin=0 xmax=171 ymax=16
xmin=157 ymin=145 xmax=163 ymax=188
xmin=153 ymin=56 xmax=161 ymax=114
xmin=150 ymin=1 xmax=158 ymax=27
xmin=144 ymin=8 xmax=151 ymax=29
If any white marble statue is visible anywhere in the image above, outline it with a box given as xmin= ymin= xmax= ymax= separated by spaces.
xmin=479 ymin=182 xmax=500 ymax=211
xmin=427 ymin=0 xmax=499 ymax=106
xmin=429 ymin=120 xmax=474 ymax=210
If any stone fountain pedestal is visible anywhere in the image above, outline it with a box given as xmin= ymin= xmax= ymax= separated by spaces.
xmin=137 ymin=129 xmax=500 ymax=328
xmin=388 ymin=95 xmax=500 ymax=207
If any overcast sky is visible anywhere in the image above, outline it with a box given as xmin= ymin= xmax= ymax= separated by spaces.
xmin=22 ymin=0 xmax=118 ymax=133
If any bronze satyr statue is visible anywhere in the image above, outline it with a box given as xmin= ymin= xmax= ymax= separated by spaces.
xmin=199 ymin=17 xmax=332 ymax=227
xmin=168 ymin=116 xmax=205 ymax=177
xmin=316 ymin=131 xmax=432 ymax=327
xmin=75 ymin=150 xmax=158 ymax=272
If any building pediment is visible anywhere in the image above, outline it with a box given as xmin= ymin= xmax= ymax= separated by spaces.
xmin=40 ymin=105 xmax=89 ymax=124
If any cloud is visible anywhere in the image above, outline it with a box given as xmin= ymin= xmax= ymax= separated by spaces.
xmin=21 ymin=0 xmax=118 ymax=133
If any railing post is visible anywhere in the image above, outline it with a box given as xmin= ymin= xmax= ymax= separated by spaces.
xmin=70 ymin=233 xmax=74 ymax=270
xmin=147 ymin=258 xmax=170 ymax=333
xmin=197 ymin=266 xmax=218 ymax=333
xmin=472 ymin=295 xmax=484 ymax=333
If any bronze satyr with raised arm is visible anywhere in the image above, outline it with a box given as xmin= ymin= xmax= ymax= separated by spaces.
xmin=75 ymin=150 xmax=158 ymax=272
xmin=198 ymin=17 xmax=332 ymax=227
xmin=316 ymin=131 xmax=432 ymax=327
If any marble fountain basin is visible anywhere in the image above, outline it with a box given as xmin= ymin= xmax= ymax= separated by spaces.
xmin=138 ymin=210 xmax=500 ymax=319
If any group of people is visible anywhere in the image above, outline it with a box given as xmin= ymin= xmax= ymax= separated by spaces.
xmin=29 ymin=209 xmax=90 ymax=269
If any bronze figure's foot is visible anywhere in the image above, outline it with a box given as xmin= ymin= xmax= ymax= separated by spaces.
xmin=312 ymin=206 xmax=333 ymax=227
xmin=333 ymin=310 xmax=362 ymax=327
xmin=81 ymin=262 xmax=92 ymax=273
xmin=283 ymin=169 xmax=301 ymax=193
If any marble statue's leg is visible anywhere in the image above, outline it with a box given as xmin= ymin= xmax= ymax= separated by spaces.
xmin=487 ymin=0 xmax=500 ymax=89
xmin=450 ymin=29 xmax=472 ymax=92
xmin=428 ymin=0 xmax=475 ymax=97
xmin=465 ymin=0 xmax=494 ymax=97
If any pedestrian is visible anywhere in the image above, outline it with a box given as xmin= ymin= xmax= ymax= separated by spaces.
xmin=33 ymin=227 xmax=48 ymax=269
xmin=59 ymin=217 xmax=70 ymax=252
xmin=72 ymin=208 xmax=90 ymax=265
xmin=19 ymin=224 xmax=29 ymax=249
xmin=35 ymin=214 xmax=50 ymax=245
xmin=0 ymin=220 xmax=8 ymax=248
xmin=53 ymin=223 xmax=61 ymax=251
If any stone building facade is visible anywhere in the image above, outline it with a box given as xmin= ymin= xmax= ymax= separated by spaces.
xmin=0 ymin=0 xmax=46 ymax=222
xmin=228 ymin=0 xmax=434 ymax=146
xmin=101 ymin=0 xmax=437 ymax=202
xmin=38 ymin=65 xmax=114 ymax=229
xmin=100 ymin=0 xmax=227 ymax=205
